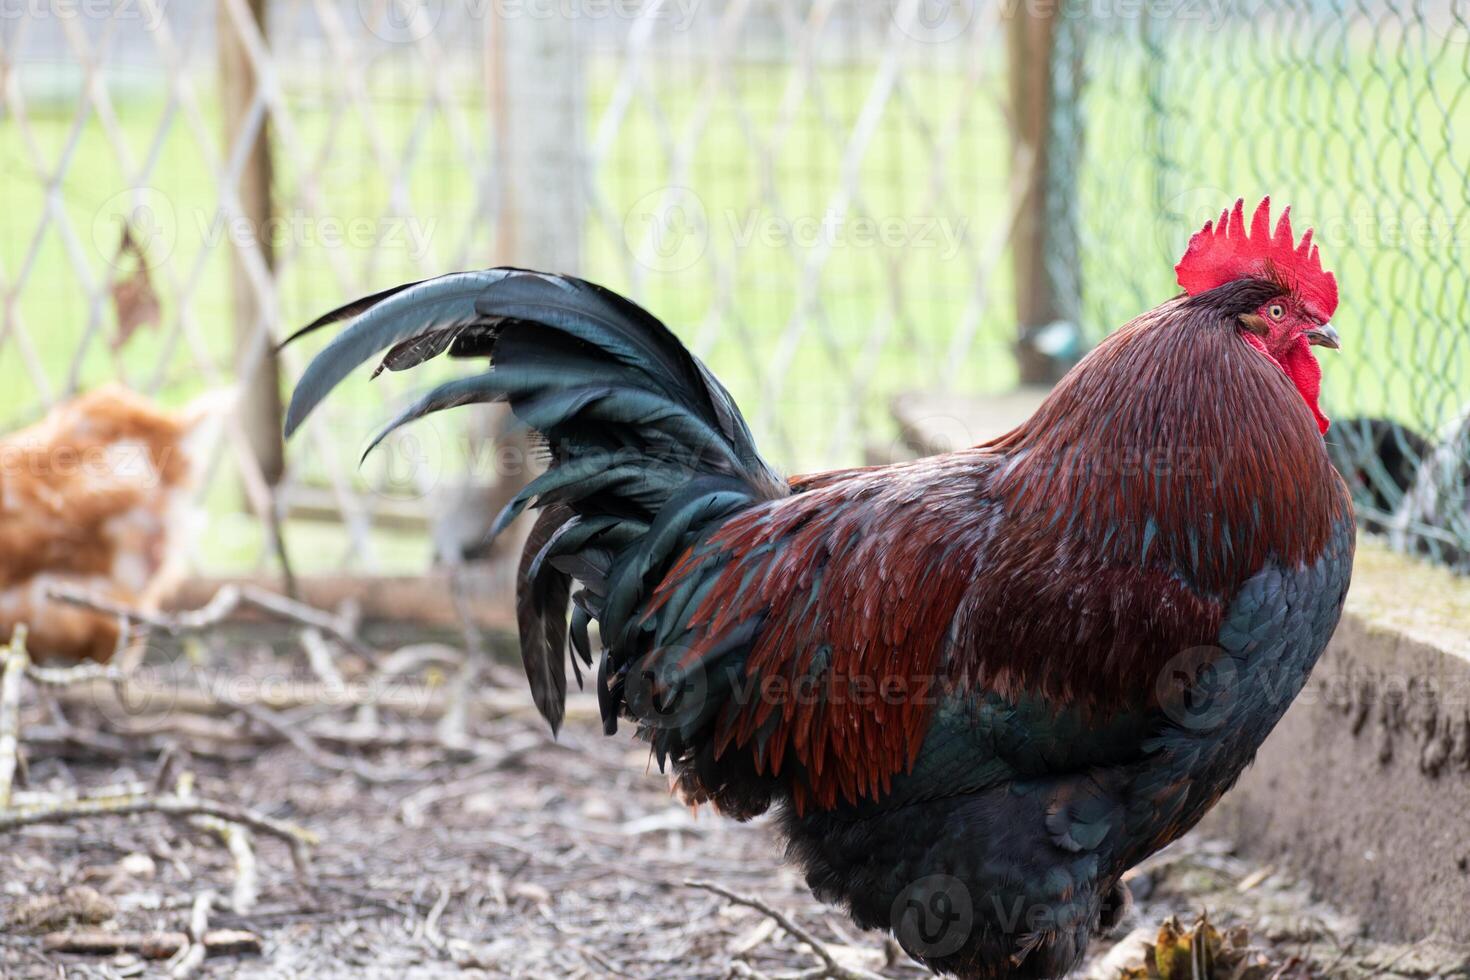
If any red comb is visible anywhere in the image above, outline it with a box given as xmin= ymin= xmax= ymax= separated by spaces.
xmin=1175 ymin=197 xmax=1338 ymax=319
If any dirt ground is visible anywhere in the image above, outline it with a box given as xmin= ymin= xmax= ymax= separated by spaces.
xmin=2 ymin=633 xmax=1468 ymax=980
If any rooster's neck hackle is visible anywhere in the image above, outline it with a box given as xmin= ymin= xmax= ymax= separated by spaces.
xmin=994 ymin=291 xmax=1349 ymax=596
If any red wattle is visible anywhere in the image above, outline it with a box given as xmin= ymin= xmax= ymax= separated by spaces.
xmin=1242 ymin=333 xmax=1329 ymax=434
xmin=1279 ymin=336 xmax=1329 ymax=434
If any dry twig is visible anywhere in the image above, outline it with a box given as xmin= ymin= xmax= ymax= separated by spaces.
xmin=300 ymin=627 xmax=347 ymax=686
xmin=0 ymin=794 xmax=317 ymax=871
xmin=42 ymin=927 xmax=261 ymax=959
xmin=424 ymin=882 xmax=452 ymax=950
xmin=172 ymin=772 xmax=263 ymax=912
xmin=168 ymin=890 xmax=216 ymax=978
xmin=24 ymin=658 xmax=126 ymax=688
xmin=686 ymin=879 xmax=887 ymax=980
xmin=199 ymin=817 xmax=259 ymax=914
xmin=46 ymin=583 xmax=369 ymax=659
xmin=53 ymin=672 xmax=584 ymax=724
xmin=0 ymin=625 xmax=28 ymax=807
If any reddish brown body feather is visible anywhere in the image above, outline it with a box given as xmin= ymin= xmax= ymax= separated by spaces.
xmin=0 ymin=385 xmax=220 ymax=662
xmin=652 ymin=287 xmax=1349 ymax=812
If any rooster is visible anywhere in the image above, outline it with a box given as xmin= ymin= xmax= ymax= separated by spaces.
xmin=0 ymin=384 xmax=225 ymax=663
xmin=285 ymin=197 xmax=1353 ymax=979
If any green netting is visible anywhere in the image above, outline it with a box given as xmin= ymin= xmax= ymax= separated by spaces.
xmin=1062 ymin=4 xmax=1470 ymax=571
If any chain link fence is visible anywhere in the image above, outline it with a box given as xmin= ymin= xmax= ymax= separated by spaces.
xmin=0 ymin=0 xmax=1020 ymax=577
xmin=2 ymin=0 xmax=1468 ymax=576
xmin=1065 ymin=0 xmax=1470 ymax=570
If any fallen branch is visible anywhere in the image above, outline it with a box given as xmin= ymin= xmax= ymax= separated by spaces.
xmin=9 ymin=780 xmax=151 ymax=809
xmin=300 ymin=627 xmax=347 ymax=687
xmin=14 ymin=723 xmax=144 ymax=760
xmin=685 ymin=880 xmax=887 ymax=980
xmin=42 ymin=928 xmax=261 ymax=959
xmin=0 ymin=793 xmax=317 ymax=872
xmin=152 ymin=744 xmax=185 ymax=794
xmin=54 ymin=675 xmax=597 ymax=725
xmin=25 ymin=658 xmax=126 ymax=688
xmin=169 ymin=572 xmax=515 ymax=634
xmin=171 ymin=772 xmax=263 ymax=912
xmin=46 ymin=583 xmax=370 ymax=659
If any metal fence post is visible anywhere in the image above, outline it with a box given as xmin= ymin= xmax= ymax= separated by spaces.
xmin=494 ymin=11 xmax=586 ymax=275
xmin=430 ymin=10 xmax=587 ymax=564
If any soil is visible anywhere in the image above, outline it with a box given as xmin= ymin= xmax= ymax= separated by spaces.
xmin=2 ymin=636 xmax=1467 ymax=980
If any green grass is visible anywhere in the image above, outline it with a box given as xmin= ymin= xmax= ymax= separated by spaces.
xmin=2 ymin=27 xmax=1465 ymax=574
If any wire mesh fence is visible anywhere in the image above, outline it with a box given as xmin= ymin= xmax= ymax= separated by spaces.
xmin=0 ymin=0 xmax=1020 ymax=578
xmin=1066 ymin=0 xmax=1470 ymax=571
xmin=2 ymin=0 xmax=1468 ymax=576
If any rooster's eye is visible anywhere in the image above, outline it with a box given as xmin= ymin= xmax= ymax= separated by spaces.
xmin=1267 ymin=304 xmax=1285 ymax=320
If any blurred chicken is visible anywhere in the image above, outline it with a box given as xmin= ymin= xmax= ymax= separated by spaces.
xmin=0 ymin=384 xmax=228 ymax=662
xmin=1325 ymin=416 xmax=1430 ymax=534
xmin=1390 ymin=407 xmax=1470 ymax=571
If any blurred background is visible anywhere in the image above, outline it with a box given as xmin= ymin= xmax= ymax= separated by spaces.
xmin=2 ymin=0 xmax=1467 ymax=579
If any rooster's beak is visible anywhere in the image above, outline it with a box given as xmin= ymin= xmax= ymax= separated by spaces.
xmin=1305 ymin=324 xmax=1341 ymax=350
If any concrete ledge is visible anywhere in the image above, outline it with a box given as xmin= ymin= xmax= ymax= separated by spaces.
xmin=891 ymin=388 xmax=1050 ymax=456
xmin=895 ymin=390 xmax=1470 ymax=945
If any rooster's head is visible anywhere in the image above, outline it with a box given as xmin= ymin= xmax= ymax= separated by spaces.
xmin=1175 ymin=197 xmax=1340 ymax=434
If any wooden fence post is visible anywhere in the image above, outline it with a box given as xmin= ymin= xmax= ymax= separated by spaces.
xmin=218 ymin=0 xmax=285 ymax=485
xmin=1007 ymin=3 xmax=1082 ymax=385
